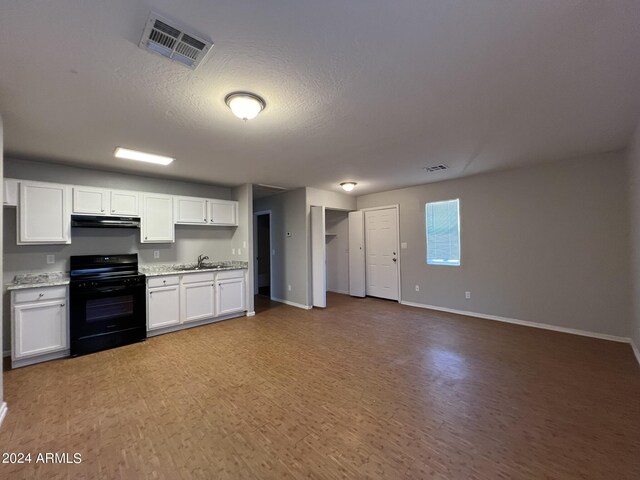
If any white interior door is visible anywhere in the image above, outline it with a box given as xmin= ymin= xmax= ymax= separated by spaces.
xmin=311 ymin=205 xmax=326 ymax=308
xmin=348 ymin=211 xmax=365 ymax=297
xmin=364 ymin=207 xmax=399 ymax=300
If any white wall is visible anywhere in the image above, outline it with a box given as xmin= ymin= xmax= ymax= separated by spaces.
xmin=253 ymin=188 xmax=308 ymax=306
xmin=231 ymin=184 xmax=254 ymax=314
xmin=325 ymin=210 xmax=349 ymax=294
xmin=0 ymin=116 xmax=5 ymax=419
xmin=626 ymin=122 xmax=640 ymax=355
xmin=358 ymin=153 xmax=631 ymax=337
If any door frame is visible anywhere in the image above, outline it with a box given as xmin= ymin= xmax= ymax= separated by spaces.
xmin=253 ymin=210 xmax=273 ymax=299
xmin=361 ymin=204 xmax=402 ymax=302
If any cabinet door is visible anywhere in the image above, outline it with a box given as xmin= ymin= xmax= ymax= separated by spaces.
xmin=147 ymin=285 xmax=180 ymax=330
xmin=181 ymin=281 xmax=215 ymax=323
xmin=174 ymin=197 xmax=208 ymax=224
xmin=208 ymin=200 xmax=238 ymax=226
xmin=14 ymin=301 xmax=68 ymax=359
xmin=19 ymin=182 xmax=71 ymax=244
xmin=111 ymin=190 xmax=139 ymax=216
xmin=73 ymin=187 xmax=109 ymax=215
xmin=216 ymin=278 xmax=245 ymax=315
xmin=141 ymin=193 xmax=174 ymax=243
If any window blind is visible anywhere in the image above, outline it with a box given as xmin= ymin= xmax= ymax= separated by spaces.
xmin=426 ymin=199 xmax=460 ymax=266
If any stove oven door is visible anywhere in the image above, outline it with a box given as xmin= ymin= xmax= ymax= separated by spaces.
xmin=70 ymin=282 xmax=146 ymax=342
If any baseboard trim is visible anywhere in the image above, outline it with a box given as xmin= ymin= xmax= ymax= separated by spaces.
xmin=271 ymin=297 xmax=312 ymax=310
xmin=0 ymin=402 xmax=7 ymax=430
xmin=400 ymin=301 xmax=631 ymax=344
xmin=327 ymin=289 xmax=350 ymax=295
xmin=246 ymin=311 xmax=256 ymax=317
xmin=147 ymin=312 xmax=245 ymax=337
xmin=3 ymin=349 xmax=9 ymax=358
xmin=631 ymin=340 xmax=640 ymax=367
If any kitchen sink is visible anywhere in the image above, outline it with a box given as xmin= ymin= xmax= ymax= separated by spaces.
xmin=172 ymin=264 xmax=226 ymax=271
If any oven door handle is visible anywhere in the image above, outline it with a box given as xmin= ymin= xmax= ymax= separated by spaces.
xmin=94 ymin=286 xmax=130 ymax=293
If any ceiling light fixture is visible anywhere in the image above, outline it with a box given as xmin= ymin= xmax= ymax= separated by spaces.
xmin=340 ymin=182 xmax=357 ymax=192
xmin=225 ymin=92 xmax=266 ymax=120
xmin=114 ymin=147 xmax=174 ymax=166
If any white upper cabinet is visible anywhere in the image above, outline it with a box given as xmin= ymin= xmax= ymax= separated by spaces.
xmin=174 ymin=196 xmax=208 ymax=224
xmin=73 ymin=186 xmax=109 ymax=215
xmin=110 ymin=190 xmax=139 ymax=216
xmin=141 ymin=193 xmax=174 ymax=243
xmin=209 ymin=199 xmax=238 ymax=226
xmin=18 ymin=181 xmax=71 ymax=244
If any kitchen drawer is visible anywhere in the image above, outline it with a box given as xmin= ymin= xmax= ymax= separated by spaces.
xmin=216 ymin=269 xmax=245 ymax=280
xmin=148 ymin=275 xmax=180 ymax=288
xmin=181 ymin=272 xmax=215 ymax=284
xmin=13 ymin=286 xmax=67 ymax=304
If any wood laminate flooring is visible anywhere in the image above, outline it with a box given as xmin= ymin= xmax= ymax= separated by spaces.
xmin=1 ymin=293 xmax=639 ymax=479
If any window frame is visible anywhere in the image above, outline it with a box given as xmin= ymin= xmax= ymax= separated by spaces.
xmin=425 ymin=198 xmax=461 ymax=267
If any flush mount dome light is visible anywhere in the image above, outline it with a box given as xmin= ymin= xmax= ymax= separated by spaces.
xmin=340 ymin=182 xmax=357 ymax=192
xmin=225 ymin=92 xmax=266 ymax=120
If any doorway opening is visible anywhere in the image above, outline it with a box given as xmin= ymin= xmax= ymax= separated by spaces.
xmin=255 ymin=211 xmax=272 ymax=297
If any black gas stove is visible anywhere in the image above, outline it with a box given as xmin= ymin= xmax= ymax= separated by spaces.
xmin=69 ymin=254 xmax=146 ymax=356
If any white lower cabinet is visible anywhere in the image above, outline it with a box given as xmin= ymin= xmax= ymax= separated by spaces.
xmin=217 ymin=278 xmax=245 ymax=315
xmin=147 ymin=284 xmax=180 ymax=330
xmin=146 ymin=269 xmax=246 ymax=334
xmin=181 ymin=281 xmax=215 ymax=323
xmin=12 ymin=286 xmax=69 ymax=367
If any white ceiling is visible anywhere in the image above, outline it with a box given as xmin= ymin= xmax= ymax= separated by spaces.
xmin=1 ymin=1 xmax=639 ymax=195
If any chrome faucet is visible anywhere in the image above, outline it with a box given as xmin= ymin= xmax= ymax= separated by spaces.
xmin=197 ymin=254 xmax=209 ymax=269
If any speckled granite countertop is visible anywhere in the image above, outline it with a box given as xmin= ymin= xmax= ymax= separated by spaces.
xmin=139 ymin=261 xmax=248 ymax=277
xmin=8 ymin=272 xmax=70 ymax=290
xmin=6 ymin=262 xmax=248 ymax=289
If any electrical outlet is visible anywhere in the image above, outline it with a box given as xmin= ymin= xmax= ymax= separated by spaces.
xmin=232 ymin=248 xmax=236 ymax=255
xmin=153 ymin=250 xmax=160 ymax=259
xmin=272 ymin=249 xmax=276 ymax=256
xmin=465 ymin=291 xmax=471 ymax=299
xmin=238 ymin=248 xmax=242 ymax=255
xmin=401 ymin=242 xmax=408 ymax=249
xmin=288 ymin=285 xmax=292 ymax=292
xmin=415 ymin=285 xmax=419 ymax=292
xmin=242 ymin=241 xmax=247 ymax=248
xmin=46 ymin=254 xmax=55 ymax=264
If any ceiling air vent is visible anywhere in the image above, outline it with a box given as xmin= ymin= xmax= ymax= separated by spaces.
xmin=423 ymin=164 xmax=448 ymax=173
xmin=139 ymin=13 xmax=213 ymax=69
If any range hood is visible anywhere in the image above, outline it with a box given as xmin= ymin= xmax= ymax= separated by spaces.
xmin=71 ymin=215 xmax=140 ymax=228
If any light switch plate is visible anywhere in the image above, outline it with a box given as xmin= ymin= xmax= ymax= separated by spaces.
xmin=401 ymin=242 xmax=408 ymax=249
xmin=153 ymin=250 xmax=160 ymax=259
xmin=46 ymin=254 xmax=55 ymax=264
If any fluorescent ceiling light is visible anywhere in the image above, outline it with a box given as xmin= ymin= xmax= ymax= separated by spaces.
xmin=225 ymin=92 xmax=266 ymax=120
xmin=340 ymin=182 xmax=357 ymax=192
xmin=114 ymin=147 xmax=174 ymax=166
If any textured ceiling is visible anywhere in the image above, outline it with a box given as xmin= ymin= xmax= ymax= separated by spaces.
xmin=1 ymin=0 xmax=639 ymax=195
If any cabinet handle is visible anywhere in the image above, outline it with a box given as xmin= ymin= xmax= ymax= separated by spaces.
xmin=112 ymin=209 xmax=115 ymax=213
xmin=60 ymin=303 xmax=65 ymax=307
xmin=38 ymin=293 xmax=44 ymax=298
xmin=163 ymin=280 xmax=166 ymax=284
xmin=101 ymin=209 xmax=104 ymax=212
xmin=149 ymin=292 xmax=153 ymax=296
xmin=204 ymin=218 xmax=207 ymax=221
xmin=145 ymin=236 xmax=148 ymax=240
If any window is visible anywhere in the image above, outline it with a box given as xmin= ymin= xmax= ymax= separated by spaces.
xmin=426 ymin=199 xmax=460 ymax=266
